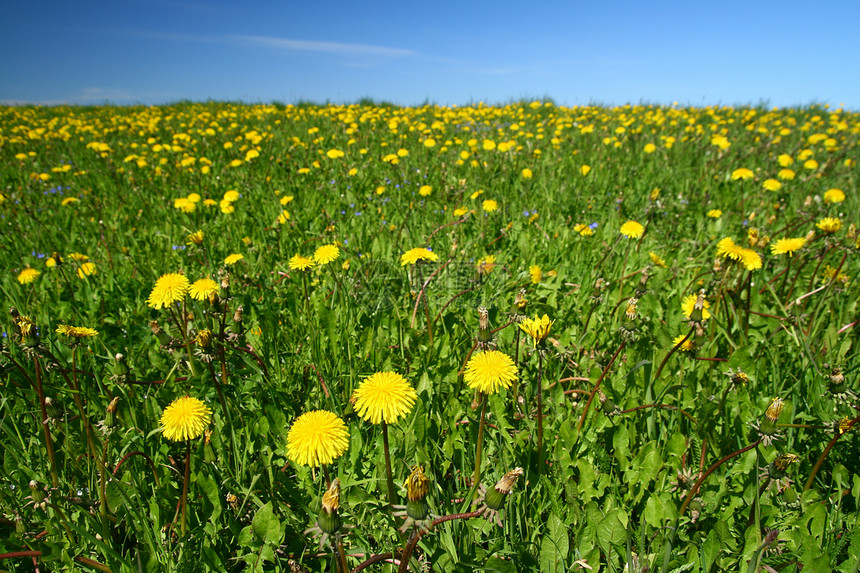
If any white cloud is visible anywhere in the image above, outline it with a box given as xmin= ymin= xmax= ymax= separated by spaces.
xmin=230 ymin=35 xmax=416 ymax=58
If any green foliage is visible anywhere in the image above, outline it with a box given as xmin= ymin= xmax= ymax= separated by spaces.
xmin=0 ymin=101 xmax=858 ymax=571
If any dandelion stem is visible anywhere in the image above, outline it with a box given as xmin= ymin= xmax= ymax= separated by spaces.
xmin=512 ymin=329 xmax=521 ymax=410
xmin=617 ymin=244 xmax=630 ymax=304
xmin=577 ymin=340 xmax=627 ymax=432
xmin=398 ymin=510 xmax=485 ymax=573
xmin=804 ymin=414 xmax=859 ymax=492
xmin=33 ymin=357 xmax=59 ymax=488
xmin=473 ymin=393 xmax=488 ymax=487
xmin=679 ymin=439 xmax=762 ymax=517
xmin=382 ymin=421 xmax=398 ymax=507
xmin=336 ymin=535 xmax=350 ymax=573
xmin=180 ymin=439 xmax=191 ymax=537
xmin=536 ymin=351 xmax=545 ymax=475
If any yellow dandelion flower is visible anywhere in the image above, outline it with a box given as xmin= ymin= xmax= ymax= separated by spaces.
xmin=400 ymin=247 xmax=439 ymax=266
xmin=326 ymin=149 xmax=344 ymax=159
xmin=313 ymin=244 xmax=340 ymax=265
xmin=476 ymin=254 xmax=496 ymax=275
xmin=777 ymin=169 xmax=795 ymax=181
xmin=224 ymin=253 xmax=243 ymax=266
xmin=454 ymin=206 xmax=469 ymax=217
xmin=482 ymin=199 xmax=498 ymax=212
xmin=55 ymin=324 xmax=99 ymax=338
xmin=351 ymin=371 xmax=417 ymax=425
xmin=620 ymin=220 xmax=645 ymax=239
xmin=672 ymin=334 xmax=695 ymax=352
xmin=816 ymin=217 xmax=842 ymax=233
xmin=649 ymin=252 xmax=667 ymax=268
xmin=739 ymin=248 xmax=762 ymax=271
xmin=160 ymin=396 xmax=212 ymax=442
xmin=223 ymin=190 xmax=240 ymax=202
xmin=823 ymin=189 xmax=845 ymax=203
xmin=289 ymin=254 xmax=315 ymax=271
xmin=77 ymin=262 xmax=96 ymax=279
xmin=682 ymin=294 xmax=711 ymax=320
xmin=189 ymin=278 xmax=219 ymax=300
xmin=464 ymin=350 xmax=517 ymax=395
xmin=17 ymin=268 xmax=40 ymax=285
xmin=643 ymin=143 xmax=657 ymax=154
xmin=771 ymin=237 xmax=805 ymax=256
xmin=580 ymin=165 xmax=591 ymax=176
xmin=731 ymin=168 xmax=754 ymax=180
xmin=419 ymin=185 xmax=432 ymax=196
xmin=803 ymin=159 xmax=818 ymax=170
xmin=573 ymin=223 xmax=593 ymax=236
xmin=68 ymin=252 xmax=89 ymax=261
xmin=147 ymin=273 xmax=190 ymax=309
xmin=286 ymin=410 xmax=349 ymax=468
xmin=519 ymin=314 xmax=554 ymax=347
xmin=777 ymin=154 xmax=793 ymax=167
xmin=716 ymin=237 xmax=744 ymax=260
xmin=706 ymin=209 xmax=722 ymax=218
xmin=529 ymin=265 xmax=542 ymax=284
xmin=186 ymin=230 xmax=204 ymax=246
xmin=762 ymin=179 xmax=782 ymax=192
xmin=521 ymin=168 xmax=533 ymax=179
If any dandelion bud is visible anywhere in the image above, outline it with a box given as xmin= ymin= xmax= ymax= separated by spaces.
xmin=45 ymin=396 xmax=60 ymax=419
xmin=804 ymin=230 xmax=816 ymax=243
xmin=404 ymin=466 xmax=430 ymax=521
xmin=773 ymin=453 xmax=798 ymax=472
xmin=748 ymin=228 xmax=759 ymax=247
xmin=113 ymin=353 xmax=128 ymax=377
xmin=514 ymin=288 xmax=528 ymax=310
xmin=598 ymin=391 xmax=619 ymax=416
xmin=29 ymin=480 xmax=44 ymax=504
xmin=828 ymin=367 xmax=845 ymax=391
xmin=726 ymin=368 xmax=749 ymax=387
xmin=15 ymin=513 xmax=24 ymax=534
xmin=713 ymin=257 xmax=722 ymax=273
xmin=150 ymin=320 xmax=171 ymax=345
xmin=483 ymin=467 xmax=523 ymax=511
xmin=226 ymin=492 xmax=239 ymax=511
xmin=625 ymin=298 xmax=638 ymax=320
xmin=317 ymin=479 xmax=343 ymax=535
xmin=105 ymin=396 xmax=120 ymax=428
xmin=847 ymin=224 xmax=857 ymax=240
xmin=204 ymin=428 xmax=215 ymax=462
xmin=689 ymin=290 xmax=707 ymax=323
xmin=760 ymin=397 xmax=784 ymax=435
xmin=17 ymin=315 xmax=39 ymax=347
xmin=477 ymin=307 xmax=492 ymax=343
xmin=196 ymin=329 xmax=213 ymax=349
xmin=233 ymin=305 xmax=244 ymax=324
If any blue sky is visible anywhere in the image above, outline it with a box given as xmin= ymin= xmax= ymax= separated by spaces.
xmin=3 ymin=0 xmax=859 ymax=108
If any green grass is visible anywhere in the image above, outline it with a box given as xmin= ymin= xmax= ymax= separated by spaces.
xmin=0 ymin=101 xmax=858 ymax=572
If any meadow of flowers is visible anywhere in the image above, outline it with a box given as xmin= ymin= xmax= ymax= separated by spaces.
xmin=1 ymin=100 xmax=858 ymax=572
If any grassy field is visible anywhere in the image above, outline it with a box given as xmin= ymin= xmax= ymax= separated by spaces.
xmin=1 ymin=101 xmax=858 ymax=572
